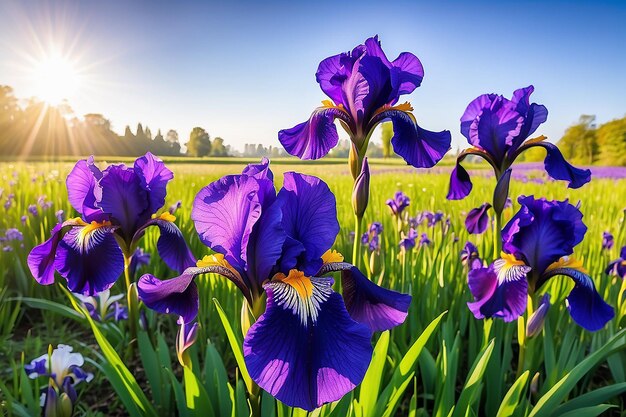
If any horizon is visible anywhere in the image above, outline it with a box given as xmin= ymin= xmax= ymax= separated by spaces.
xmin=1 ymin=0 xmax=625 ymax=152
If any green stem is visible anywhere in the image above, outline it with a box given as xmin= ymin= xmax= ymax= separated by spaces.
xmin=493 ymin=210 xmax=503 ymax=260
xmin=353 ymin=214 xmax=363 ymax=269
xmin=124 ymin=254 xmax=138 ymax=359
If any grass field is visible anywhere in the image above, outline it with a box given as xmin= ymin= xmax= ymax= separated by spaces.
xmin=1 ymin=157 xmax=625 ymax=416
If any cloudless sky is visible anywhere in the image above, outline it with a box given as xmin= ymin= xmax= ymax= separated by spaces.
xmin=1 ymin=0 xmax=625 ymax=152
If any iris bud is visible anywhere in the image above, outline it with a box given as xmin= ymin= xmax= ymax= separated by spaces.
xmin=493 ymin=169 xmax=512 ymax=215
xmin=57 ymin=393 xmax=73 ymax=417
xmin=369 ymin=248 xmax=382 ymax=277
xmin=352 ymin=157 xmax=370 ymax=218
xmin=44 ymin=385 xmax=58 ymax=417
xmin=526 ymin=294 xmax=551 ymax=338
xmin=176 ymin=318 xmax=199 ymax=368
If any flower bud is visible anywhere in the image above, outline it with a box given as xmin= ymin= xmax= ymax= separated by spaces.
xmin=530 ymin=371 xmax=541 ymax=396
xmin=57 ymin=393 xmax=74 ymax=417
xmin=241 ymin=299 xmax=253 ymax=337
xmin=176 ymin=317 xmax=199 ymax=368
xmin=493 ymin=168 xmax=512 ymax=215
xmin=352 ymin=157 xmax=370 ymax=218
xmin=526 ymin=294 xmax=551 ymax=338
xmin=44 ymin=384 xmax=58 ymax=417
xmin=369 ymin=249 xmax=382 ymax=276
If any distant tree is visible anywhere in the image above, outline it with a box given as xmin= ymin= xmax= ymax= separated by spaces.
xmin=555 ymin=115 xmax=597 ymax=164
xmin=210 ymin=136 xmax=228 ymax=156
xmin=597 ymin=117 xmax=626 ymax=166
xmin=381 ymin=122 xmax=393 ymax=158
xmin=166 ymin=129 xmax=181 ymax=155
xmin=186 ymin=127 xmax=212 ymax=157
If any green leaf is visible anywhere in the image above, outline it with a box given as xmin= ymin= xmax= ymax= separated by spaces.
xmin=360 ymin=330 xmax=390 ymax=417
xmin=496 ymin=371 xmax=529 ymax=417
xmin=376 ymin=311 xmax=447 ymax=417
xmin=558 ymin=405 xmax=615 ymax=417
xmin=164 ymin=367 xmax=190 ymax=417
xmin=137 ymin=331 xmax=163 ymax=408
xmin=65 ymin=289 xmax=158 ymax=417
xmin=452 ymin=339 xmax=495 ymax=417
xmin=529 ymin=329 xmax=626 ymax=417
xmin=183 ymin=365 xmax=215 ymax=414
xmin=213 ymin=298 xmax=254 ymax=394
xmin=553 ymin=383 xmax=626 ymax=416
xmin=17 ymin=297 xmax=84 ymax=321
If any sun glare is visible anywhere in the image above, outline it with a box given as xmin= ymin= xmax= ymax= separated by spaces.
xmin=32 ymin=52 xmax=81 ymax=105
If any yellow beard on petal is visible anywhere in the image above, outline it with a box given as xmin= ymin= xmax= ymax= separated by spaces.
xmin=546 ymin=256 xmax=588 ymax=274
xmin=152 ymin=212 xmax=176 ymax=222
xmin=322 ymin=249 xmax=344 ymax=264
xmin=273 ymin=269 xmax=314 ymax=301
xmin=76 ymin=220 xmax=112 ymax=252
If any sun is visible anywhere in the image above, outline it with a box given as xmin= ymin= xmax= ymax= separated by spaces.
xmin=32 ymin=52 xmax=82 ymax=105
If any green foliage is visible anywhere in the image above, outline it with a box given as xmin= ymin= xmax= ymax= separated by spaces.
xmin=186 ymin=127 xmax=212 ymax=157
xmin=381 ymin=121 xmax=393 ymax=158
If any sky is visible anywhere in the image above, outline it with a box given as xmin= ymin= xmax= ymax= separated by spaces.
xmin=0 ymin=0 xmax=625 ymax=152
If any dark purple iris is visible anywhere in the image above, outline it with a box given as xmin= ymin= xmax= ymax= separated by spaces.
xmin=137 ymin=159 xmax=411 ymax=411
xmin=465 ymin=203 xmax=492 ymax=235
xmin=467 ymin=196 xmax=614 ymax=331
xmin=606 ymin=246 xmax=626 ymax=279
xmin=27 ymin=153 xmax=195 ymax=295
xmin=386 ymin=191 xmax=410 ymax=216
xmin=279 ymin=35 xmax=451 ymax=170
xmin=460 ymin=241 xmax=482 ymax=270
xmin=399 ymin=228 xmax=418 ymax=250
xmin=602 ymin=231 xmax=614 ymax=250
xmin=448 ymin=86 xmax=591 ymax=201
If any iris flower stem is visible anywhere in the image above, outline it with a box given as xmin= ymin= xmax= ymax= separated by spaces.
xmin=493 ymin=210 xmax=503 ymax=260
xmin=353 ymin=214 xmax=363 ymax=269
xmin=123 ymin=254 xmax=138 ymax=358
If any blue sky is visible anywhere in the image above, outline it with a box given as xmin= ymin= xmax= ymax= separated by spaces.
xmin=1 ymin=0 xmax=625 ymax=152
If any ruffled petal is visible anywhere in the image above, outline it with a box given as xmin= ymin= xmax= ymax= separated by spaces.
xmin=467 ymin=261 xmax=529 ymax=322
xmin=54 ymin=226 xmax=124 ymax=295
xmin=465 ymin=203 xmax=492 ymax=235
xmin=447 ymin=161 xmax=473 ymax=200
xmin=248 ymin=198 xmax=286 ymax=284
xmin=27 ymin=223 xmax=64 ymax=285
xmin=276 ymin=173 xmax=339 ymax=275
xmin=549 ymin=267 xmax=614 ymax=331
xmin=383 ymin=110 xmax=450 ymax=168
xmin=66 ymin=157 xmax=106 ymax=222
xmin=137 ymin=272 xmax=199 ymax=324
xmin=509 ymin=86 xmax=548 ymax=151
xmin=243 ymin=275 xmax=372 ymax=411
xmin=526 ymin=141 xmax=591 ymax=189
xmin=133 ymin=152 xmax=174 ymax=216
xmin=340 ymin=266 xmax=411 ymax=332
xmin=316 ymin=52 xmax=354 ymax=105
xmin=192 ymin=174 xmax=262 ymax=274
xmin=278 ymin=107 xmax=346 ymax=160
xmin=98 ymin=165 xmax=149 ymax=237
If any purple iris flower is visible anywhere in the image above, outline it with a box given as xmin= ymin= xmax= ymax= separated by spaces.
xmin=606 ymin=246 xmax=626 ymax=279
xmin=5 ymin=228 xmax=23 ymax=241
xmin=361 ymin=222 xmax=383 ymax=252
xmin=602 ymin=231 xmax=614 ymax=251
xmin=386 ymin=191 xmax=410 ymax=216
xmin=465 ymin=203 xmax=492 ymax=234
xmin=467 ymin=196 xmax=614 ymax=331
xmin=20 ymin=215 xmax=27 ymax=225
xmin=279 ymin=35 xmax=451 ymax=169
xmin=419 ymin=233 xmax=431 ymax=247
xmin=74 ymin=289 xmax=128 ymax=322
xmin=28 ymin=204 xmax=38 ymax=216
xmin=460 ymin=241 xmax=482 ymax=270
xmin=399 ymin=228 xmax=418 ymax=250
xmin=448 ymin=86 xmax=591 ymax=200
xmin=55 ymin=210 xmax=65 ymax=223
xmin=137 ymin=159 xmax=411 ymax=411
xmin=27 ymin=153 xmax=195 ymax=295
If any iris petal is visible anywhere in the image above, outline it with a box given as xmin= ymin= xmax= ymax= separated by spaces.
xmin=509 ymin=86 xmax=548 ymax=152
xmin=276 ymin=173 xmax=339 ymax=276
xmin=382 ymin=110 xmax=451 ymax=168
xmin=192 ymin=174 xmax=262 ymax=275
xmin=243 ymin=277 xmax=372 ymax=411
xmin=154 ymin=219 xmax=196 ymax=273
xmin=134 ymin=152 xmax=174 ymax=216
xmin=137 ymin=272 xmax=199 ymax=323
xmin=27 ymin=223 xmax=64 ymax=285
xmin=66 ymin=157 xmax=106 ymax=222
xmin=278 ymin=106 xmax=347 ymax=160
xmin=465 ymin=203 xmax=492 ymax=235
xmin=447 ymin=162 xmax=473 ymax=200
xmin=526 ymin=141 xmax=591 ymax=189
xmin=54 ymin=227 xmax=124 ymax=295
xmin=340 ymin=266 xmax=411 ymax=332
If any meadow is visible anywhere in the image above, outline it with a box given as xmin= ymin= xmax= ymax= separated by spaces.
xmin=1 ymin=157 xmax=625 ymax=417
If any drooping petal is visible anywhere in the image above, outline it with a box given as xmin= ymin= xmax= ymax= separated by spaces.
xmin=154 ymin=218 xmax=196 ymax=273
xmin=137 ymin=272 xmax=198 ymax=323
xmin=524 ymin=141 xmax=591 ymax=189
xmin=278 ymin=106 xmax=347 ymax=160
xmin=546 ymin=267 xmax=614 ymax=331
xmin=98 ymin=165 xmax=149 ymax=237
xmin=134 ymin=152 xmax=174 ymax=216
xmin=54 ymin=226 xmax=124 ymax=295
xmin=467 ymin=261 xmax=529 ymax=322
xmin=276 ymin=173 xmax=339 ymax=275
xmin=243 ymin=274 xmax=372 ymax=411
xmin=447 ymin=161 xmax=473 ymax=200
xmin=192 ymin=174 xmax=262 ymax=275
xmin=340 ymin=266 xmax=411 ymax=332
xmin=382 ymin=110 xmax=450 ymax=168
xmin=465 ymin=203 xmax=492 ymax=235
xmin=27 ymin=223 xmax=64 ymax=285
